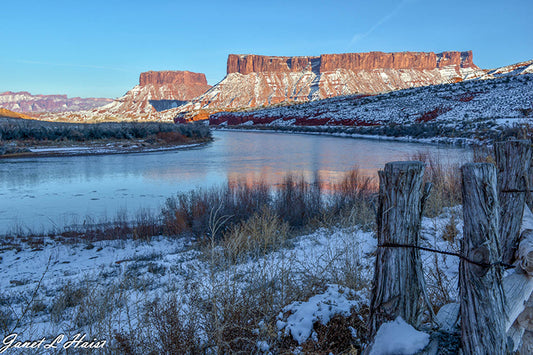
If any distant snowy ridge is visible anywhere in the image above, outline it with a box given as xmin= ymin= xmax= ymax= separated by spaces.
xmin=0 ymin=91 xmax=112 ymax=113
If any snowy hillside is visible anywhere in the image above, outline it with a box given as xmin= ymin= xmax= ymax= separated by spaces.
xmin=209 ymin=70 xmax=533 ymax=142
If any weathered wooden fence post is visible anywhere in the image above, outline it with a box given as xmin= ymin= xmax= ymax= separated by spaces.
xmin=527 ymin=145 xmax=533 ymax=212
xmin=460 ymin=163 xmax=510 ymax=354
xmin=368 ymin=161 xmax=427 ymax=338
xmin=494 ymin=140 xmax=531 ymax=265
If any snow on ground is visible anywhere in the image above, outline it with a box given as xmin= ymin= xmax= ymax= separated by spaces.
xmin=277 ymin=284 xmax=366 ymax=344
xmin=0 ymin=227 xmax=375 ymax=339
xmin=0 ymin=208 xmax=468 ymax=352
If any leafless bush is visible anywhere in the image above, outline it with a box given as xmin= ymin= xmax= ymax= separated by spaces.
xmin=162 ymin=182 xmax=271 ymax=240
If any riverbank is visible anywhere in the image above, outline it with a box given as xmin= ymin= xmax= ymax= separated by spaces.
xmin=0 ymin=138 xmax=210 ymax=159
xmin=0 ymin=117 xmax=212 ymax=158
xmin=213 ymin=124 xmax=477 ymax=146
xmin=0 ymin=206 xmax=465 ymax=354
xmin=213 ymin=121 xmax=530 ymax=146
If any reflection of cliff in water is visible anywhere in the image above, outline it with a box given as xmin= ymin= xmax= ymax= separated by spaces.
xmin=227 ymin=168 xmax=379 ymax=193
xmin=0 ymin=130 xmax=471 ymax=233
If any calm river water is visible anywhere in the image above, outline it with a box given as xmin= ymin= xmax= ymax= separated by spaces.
xmin=0 ymin=130 xmax=470 ymax=234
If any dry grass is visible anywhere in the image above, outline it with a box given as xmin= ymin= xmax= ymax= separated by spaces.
xmin=409 ymin=151 xmax=463 ymax=217
xmin=223 ymin=207 xmax=290 ymax=263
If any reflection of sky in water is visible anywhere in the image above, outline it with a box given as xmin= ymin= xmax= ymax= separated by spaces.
xmin=0 ymin=131 xmax=470 ymax=233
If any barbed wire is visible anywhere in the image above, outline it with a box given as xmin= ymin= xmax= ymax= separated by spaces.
xmin=378 ymin=242 xmax=515 ymax=269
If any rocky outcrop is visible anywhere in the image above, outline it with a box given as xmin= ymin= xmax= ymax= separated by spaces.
xmin=114 ymin=70 xmax=210 ymax=113
xmin=41 ymin=70 xmax=212 ymax=121
xmin=168 ymin=51 xmax=484 ymax=119
xmin=0 ymin=91 xmax=112 ymax=113
xmin=139 ymin=71 xmax=210 ymax=92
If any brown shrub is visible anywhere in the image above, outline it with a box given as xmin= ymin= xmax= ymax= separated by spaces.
xmin=156 ymin=131 xmax=188 ymax=144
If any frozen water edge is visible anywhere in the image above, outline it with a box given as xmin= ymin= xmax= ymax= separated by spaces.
xmin=14 ymin=142 xmax=206 ymax=157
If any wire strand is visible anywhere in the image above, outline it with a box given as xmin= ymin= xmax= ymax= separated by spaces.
xmin=378 ymin=242 xmax=515 ymax=269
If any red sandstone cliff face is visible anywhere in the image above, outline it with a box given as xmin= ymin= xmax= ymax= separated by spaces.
xmin=139 ymin=71 xmax=209 ymax=89
xmin=43 ymin=70 xmax=212 ymax=121
xmin=91 ymin=70 xmax=211 ymax=117
xmin=227 ymin=55 xmax=320 ymax=75
xmin=227 ymin=51 xmax=478 ymax=75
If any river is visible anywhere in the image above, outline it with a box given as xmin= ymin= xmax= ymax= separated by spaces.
xmin=0 ymin=130 xmax=470 ymax=234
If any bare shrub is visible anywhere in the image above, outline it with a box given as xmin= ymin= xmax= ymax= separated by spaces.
xmin=74 ymin=284 xmax=125 ymax=329
xmin=274 ymin=175 xmax=321 ymax=228
xmin=0 ymin=295 xmax=15 ymax=334
xmin=162 ymin=182 xmax=271 ymax=240
xmin=138 ymin=297 xmax=204 ymax=354
xmin=156 ymin=131 xmax=187 ymax=144
xmin=410 ymin=151 xmax=463 ymax=217
xmin=441 ymin=213 xmax=459 ymax=243
xmin=296 ymin=307 xmax=369 ymax=354
xmin=223 ymin=207 xmax=289 ymax=263
xmin=50 ymin=282 xmax=89 ymax=323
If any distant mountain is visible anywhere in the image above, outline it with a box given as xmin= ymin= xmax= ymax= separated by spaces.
xmin=40 ymin=52 xmax=533 ymax=125
xmin=0 ymin=107 xmax=33 ymax=119
xmin=0 ymin=91 xmax=112 ymax=113
xmin=46 ymin=70 xmax=212 ymax=121
xmin=168 ymin=51 xmax=485 ymax=118
xmin=207 ymin=60 xmax=533 ymax=142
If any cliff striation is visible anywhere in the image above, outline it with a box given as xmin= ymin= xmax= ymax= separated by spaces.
xmin=139 ymin=71 xmax=210 ymax=89
xmin=227 ymin=51 xmax=477 ymax=75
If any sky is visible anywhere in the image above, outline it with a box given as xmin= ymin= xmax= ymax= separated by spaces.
xmin=1 ymin=0 xmax=532 ymax=99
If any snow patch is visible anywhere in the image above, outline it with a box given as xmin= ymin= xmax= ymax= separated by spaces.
xmin=277 ymin=284 xmax=364 ymax=344
xmin=369 ymin=317 xmax=430 ymax=355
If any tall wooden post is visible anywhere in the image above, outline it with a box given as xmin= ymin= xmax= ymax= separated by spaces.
xmin=460 ymin=163 xmax=510 ymax=354
xmin=369 ymin=161 xmax=426 ymax=338
xmin=494 ymin=140 xmax=531 ymax=265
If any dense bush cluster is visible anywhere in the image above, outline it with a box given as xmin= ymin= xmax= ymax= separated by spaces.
xmin=0 ymin=118 xmax=211 ymax=142
xmin=161 ymin=171 xmax=376 ymax=243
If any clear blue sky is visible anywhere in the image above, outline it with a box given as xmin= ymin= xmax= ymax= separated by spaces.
xmin=1 ymin=0 xmax=531 ymax=98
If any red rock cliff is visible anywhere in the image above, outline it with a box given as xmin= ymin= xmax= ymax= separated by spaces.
xmin=436 ymin=51 xmax=475 ymax=68
xmin=227 ymin=51 xmax=477 ymax=74
xmin=227 ymin=55 xmax=320 ymax=75
xmin=139 ymin=70 xmax=209 ymax=87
